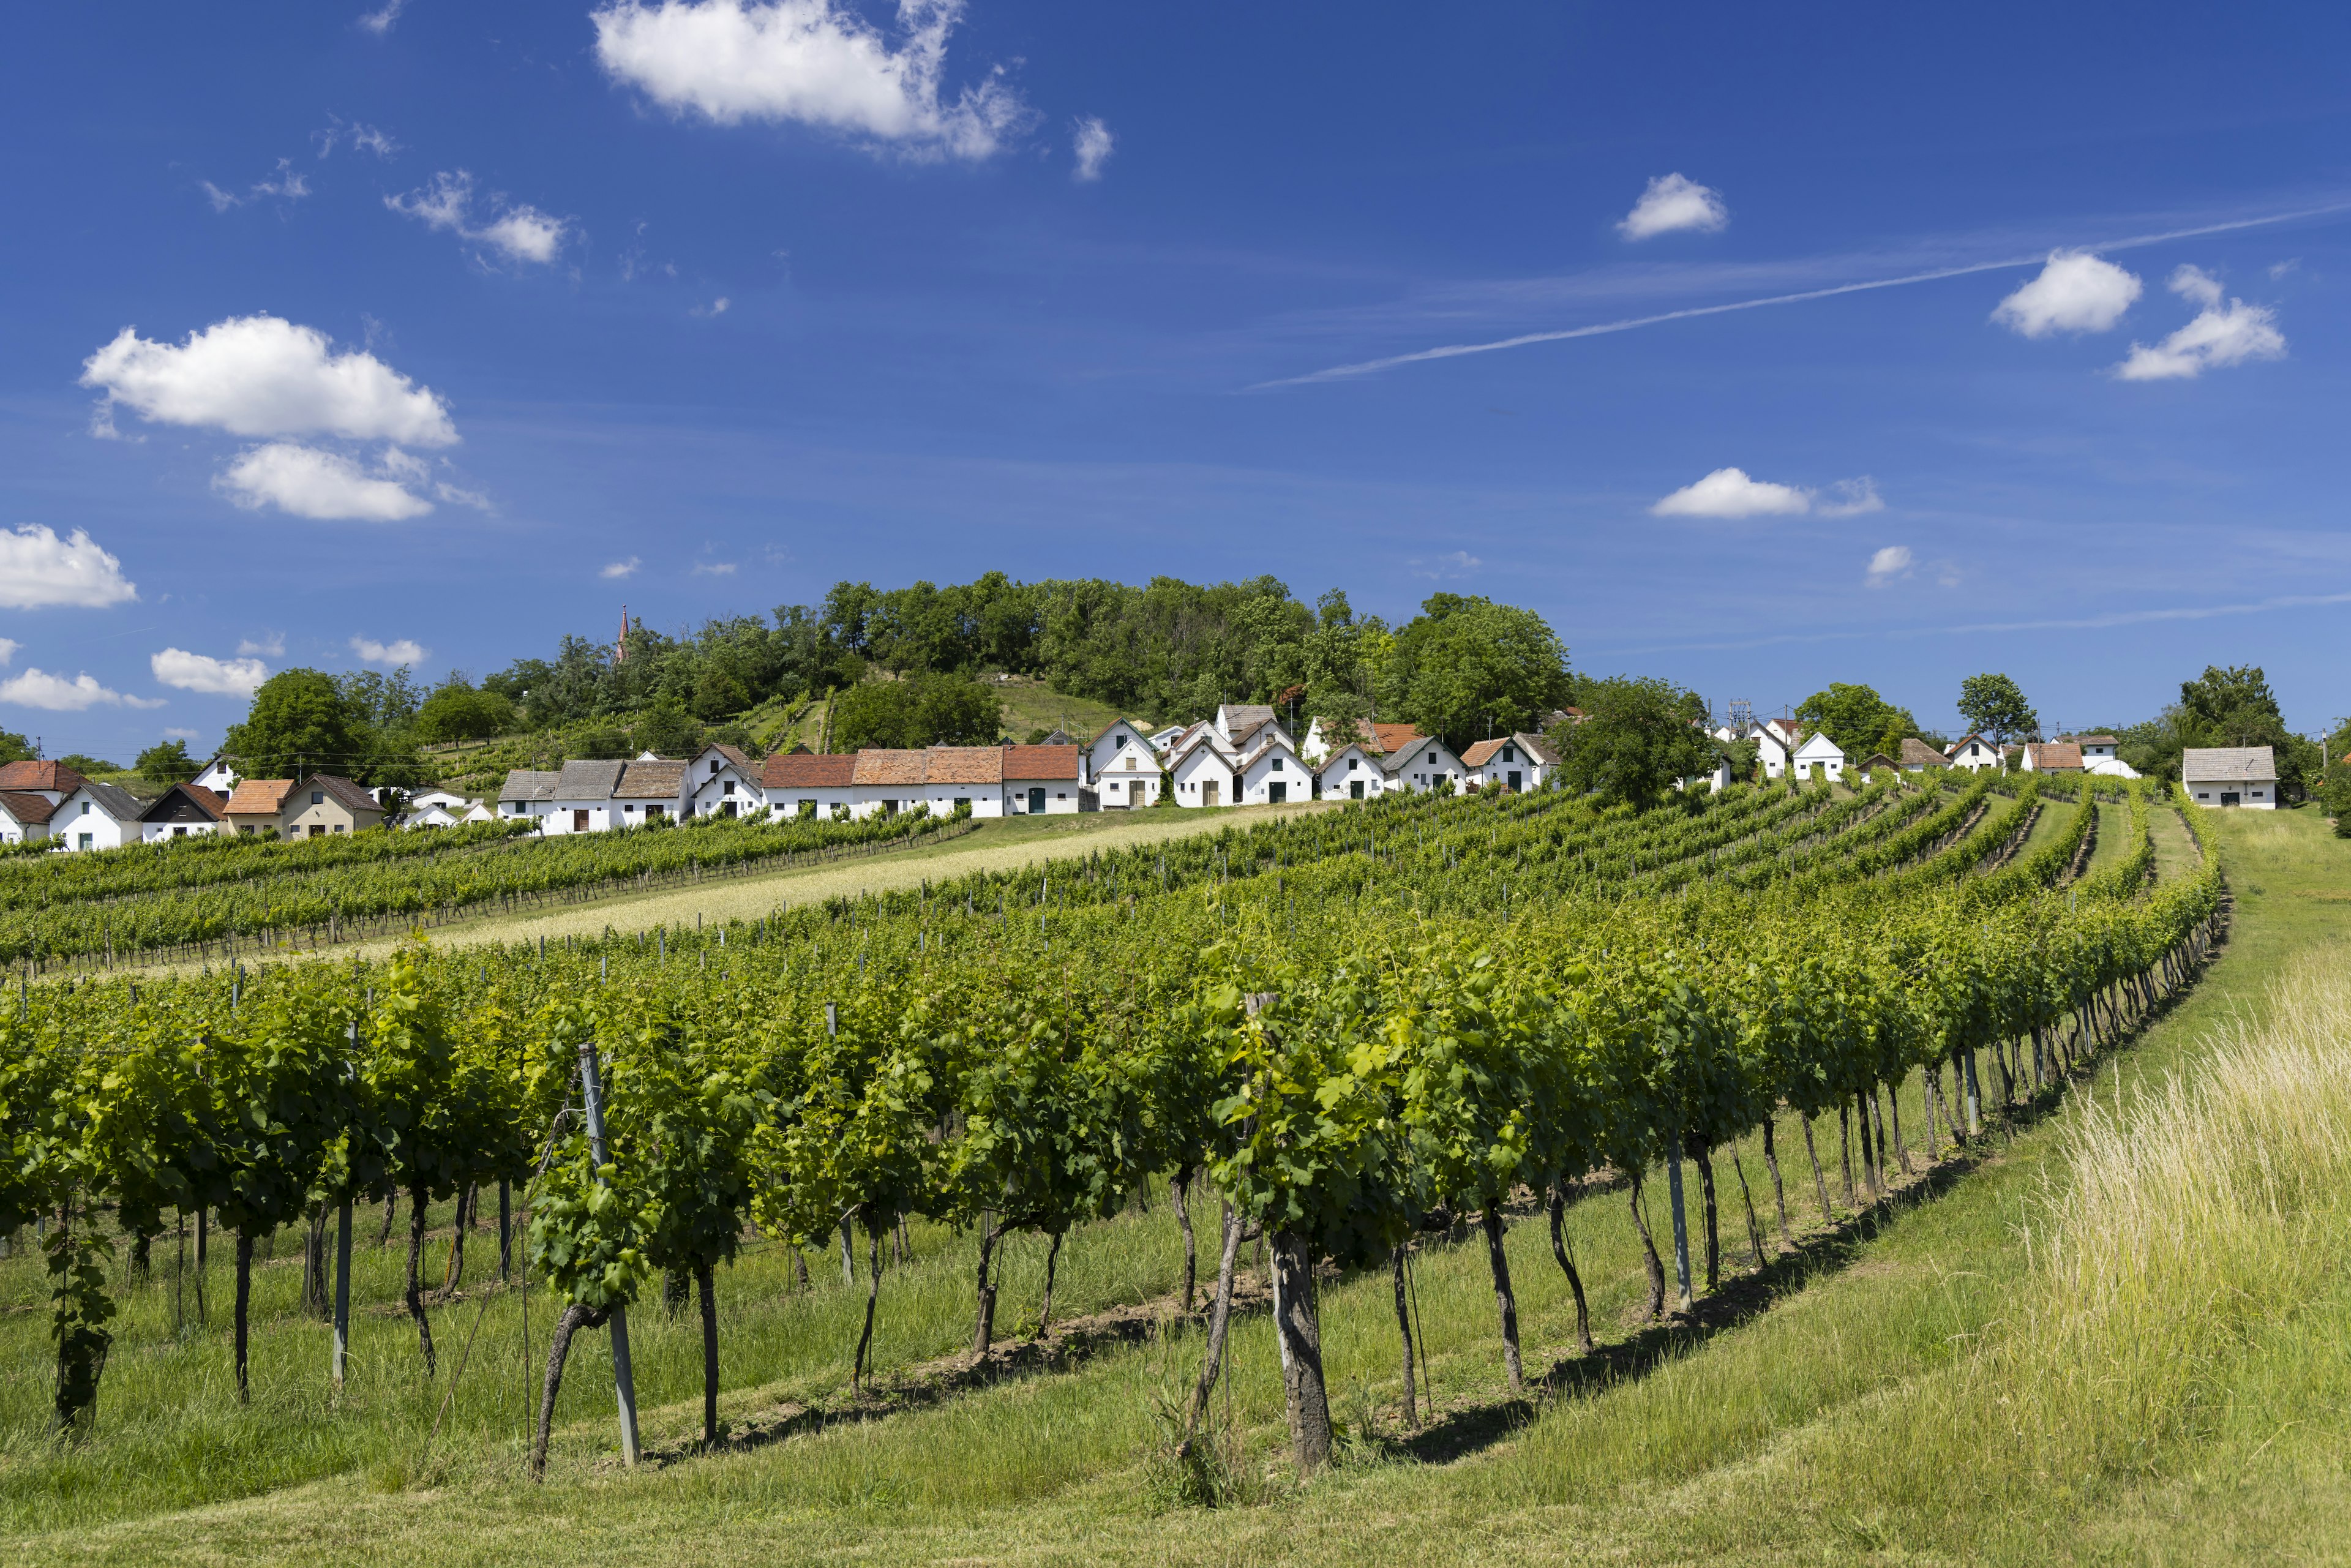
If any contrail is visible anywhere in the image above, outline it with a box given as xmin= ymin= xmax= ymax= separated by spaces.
xmin=1250 ymin=200 xmax=2351 ymax=390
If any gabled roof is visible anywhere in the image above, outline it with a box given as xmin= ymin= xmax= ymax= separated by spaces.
xmin=2030 ymin=742 xmax=2085 ymax=771
xmin=694 ymin=742 xmax=756 ymax=775
xmin=923 ymin=746 xmax=1006 ymax=786
xmin=299 ymin=775 xmax=383 ymax=816
xmin=1235 ymin=732 xmax=1298 ymax=770
xmin=1216 ymin=703 xmax=1276 ymax=736
xmin=852 ymin=749 xmax=929 ymax=787
xmin=0 ymin=760 xmax=88 ymax=795
xmin=1463 ymin=735 xmax=1551 ymax=768
xmin=552 ymin=759 xmax=627 ymax=799
xmin=2183 ymin=746 xmax=2276 ymax=784
xmin=142 ymin=782 xmax=226 ymax=822
xmin=497 ymin=770 xmax=560 ymax=805
xmin=1793 ymin=731 xmax=1844 ymax=759
xmin=67 ymin=780 xmax=147 ymax=822
xmin=2060 ymin=733 xmax=2120 ymax=747
xmin=1004 ymin=744 xmax=1080 ymax=781
xmin=1368 ymin=722 xmax=1423 ymax=756
xmin=616 ymin=759 xmax=686 ymax=798
xmin=1946 ymin=733 xmax=1993 ymax=756
xmin=1899 ymin=737 xmax=1948 ymax=768
xmin=225 ymin=778 xmax=297 ymax=815
xmin=0 ymin=791 xmax=58 ymax=825
xmin=1860 ymin=752 xmax=1900 ymax=772
xmin=763 ymin=751 xmax=856 ymax=789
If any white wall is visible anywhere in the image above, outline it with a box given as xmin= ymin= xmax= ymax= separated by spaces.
xmin=1007 ymin=779 xmax=1081 ymax=814
xmin=1239 ymin=748 xmax=1303 ymax=805
xmin=1317 ymin=747 xmax=1382 ymax=800
xmin=2186 ymin=782 xmax=2278 ymax=809
xmin=56 ymin=796 xmax=135 ymax=852
xmin=1171 ymin=746 xmax=1234 ymax=808
xmin=141 ymin=820 xmax=227 ymax=842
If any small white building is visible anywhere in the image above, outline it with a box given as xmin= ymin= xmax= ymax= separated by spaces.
xmin=139 ymin=782 xmax=230 ymax=842
xmin=53 ymin=781 xmax=146 ymax=852
xmin=1170 ymin=730 xmax=1238 ymax=808
xmin=1462 ymin=733 xmax=1558 ymax=792
xmin=1792 ymin=732 xmax=1846 ymax=782
xmin=2020 ymin=741 xmax=2085 ymax=775
xmin=1146 ymin=724 xmax=1187 ymax=755
xmin=1087 ymin=720 xmax=1164 ymax=809
xmin=686 ymin=743 xmax=761 ymax=819
xmin=402 ymin=788 xmax=471 ymax=814
xmin=191 ymin=754 xmax=239 ymax=801
xmin=611 ymin=759 xmax=687 ymax=827
xmin=402 ymin=803 xmax=462 ymax=830
xmin=500 ymin=770 xmax=560 ymax=823
xmin=1382 ymin=735 xmax=1468 ymax=794
xmin=539 ymin=760 xmax=634 ymax=835
xmin=0 ymin=791 xmax=57 ymax=845
xmin=1004 ymin=745 xmax=1084 ymax=814
xmin=760 ymin=751 xmax=860 ymax=819
xmin=1754 ymin=723 xmax=1794 ymax=780
xmin=459 ymin=800 xmax=497 ymax=824
xmin=1315 ymin=743 xmax=1385 ymax=801
xmin=1946 ymin=733 xmax=2004 ymax=772
xmin=2183 ymin=746 xmax=2278 ymax=809
xmin=1235 ymin=732 xmax=1306 ymax=806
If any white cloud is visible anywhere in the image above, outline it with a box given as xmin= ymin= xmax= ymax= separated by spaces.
xmin=164 ymin=727 xmax=201 ymax=741
xmin=216 ymin=443 xmax=435 ymax=521
xmin=2113 ymin=269 xmax=2287 ymax=381
xmin=1617 ymin=173 xmax=1727 ymax=241
xmin=692 ymin=560 xmax=738 ymax=575
xmin=0 ymin=525 xmax=139 ymax=609
xmin=351 ymin=636 xmax=427 ymax=667
xmin=1992 ymin=250 xmax=2141 ymax=337
xmin=81 ymin=315 xmax=457 ymax=446
xmin=201 ymin=157 xmax=311 ymax=212
xmin=601 ymin=557 xmax=643 ymax=579
xmin=359 ymin=0 xmax=408 ymax=35
xmin=1815 ymin=477 xmax=1884 ymax=517
xmin=1651 ymin=467 xmax=1812 ymax=519
xmin=691 ymin=296 xmax=732 ymax=316
xmin=0 ymin=668 xmax=161 ymax=712
xmin=1072 ymin=116 xmax=1112 ymax=181
xmin=316 ymin=116 xmax=400 ymax=158
xmin=387 ymin=171 xmax=571 ymax=265
xmin=152 ymin=648 xmax=269 ymax=697
xmin=1865 ymin=545 xmax=1914 ymax=587
xmin=591 ymin=0 xmax=1028 ymax=161
xmin=236 ymin=632 xmax=285 ymax=657
xmin=0 ymin=639 xmax=17 ymax=666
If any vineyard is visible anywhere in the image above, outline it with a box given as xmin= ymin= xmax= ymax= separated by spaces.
xmin=0 ymin=768 xmax=2237 ymax=1555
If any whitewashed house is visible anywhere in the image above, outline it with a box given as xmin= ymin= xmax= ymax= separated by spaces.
xmin=611 ymin=759 xmax=687 ymax=827
xmin=53 ymin=781 xmax=144 ymax=852
xmin=2183 ymin=746 xmax=2278 ymax=809
xmin=401 ymin=803 xmax=462 ymax=830
xmin=1235 ymin=731 xmax=1306 ymax=806
xmin=139 ymin=782 xmax=229 ymax=842
xmin=192 ymin=754 xmax=239 ymax=801
xmin=1171 ymin=730 xmax=1237 ymax=808
xmin=686 ymin=743 xmax=761 ymax=819
xmin=1087 ymin=720 xmax=1164 ymax=809
xmin=1147 ymin=724 xmax=1187 ymax=756
xmin=499 ymin=770 xmax=559 ymax=823
xmin=760 ymin=751 xmax=859 ymax=820
xmin=1004 ymin=745 xmax=1084 ymax=814
xmin=1792 ymin=731 xmax=1846 ymax=782
xmin=459 ymin=800 xmax=497 ymax=824
xmin=1315 ymin=743 xmax=1385 ymax=801
xmin=0 ymin=792 xmax=56 ymax=844
xmin=1383 ymin=735 xmax=1468 ymax=794
xmin=1946 ymin=734 xmax=2003 ymax=772
xmin=1462 ymin=733 xmax=1558 ymax=792
xmin=1754 ymin=725 xmax=1793 ymax=781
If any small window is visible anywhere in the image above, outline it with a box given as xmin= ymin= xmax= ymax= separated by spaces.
xmin=1503 ymin=746 xmax=1515 ymax=762
xmin=710 ymin=760 xmax=719 ymax=775
xmin=312 ymin=790 xmax=324 ymax=805
xmin=1270 ymin=757 xmax=1283 ymax=771
xmin=723 ymin=780 xmax=735 ymax=795
xmin=1349 ymin=757 xmax=1360 ymax=771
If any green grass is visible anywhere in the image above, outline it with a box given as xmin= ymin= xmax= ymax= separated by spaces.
xmin=8 ymin=807 xmax=2345 ymax=1565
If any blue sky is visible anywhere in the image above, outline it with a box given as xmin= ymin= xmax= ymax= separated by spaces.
xmin=4 ymin=0 xmax=2349 ymax=759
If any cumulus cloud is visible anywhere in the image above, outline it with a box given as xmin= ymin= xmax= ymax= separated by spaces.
xmin=1865 ymin=545 xmax=1914 ymax=587
xmin=388 ymin=170 xmax=571 ymax=265
xmin=201 ymin=157 xmax=312 ymax=212
xmin=0 ymin=525 xmax=138 ymax=609
xmin=1815 ymin=477 xmax=1884 ymax=517
xmin=359 ymin=0 xmax=408 ymax=34
xmin=81 ymin=315 xmax=457 ymax=446
xmin=1651 ymin=467 xmax=1812 ymax=519
xmin=2113 ymin=266 xmax=2287 ymax=381
xmin=1072 ymin=116 xmax=1112 ymax=181
xmin=1617 ymin=173 xmax=1727 ymax=240
xmin=351 ymin=636 xmax=427 ymax=667
xmin=237 ymin=632 xmax=285 ymax=657
xmin=0 ymin=639 xmax=17 ymax=666
xmin=0 ymin=668 xmax=162 ymax=711
xmin=164 ymin=727 xmax=201 ymax=741
xmin=592 ymin=0 xmax=1029 ymax=160
xmin=216 ymin=444 xmax=435 ymax=521
xmin=601 ymin=557 xmax=642 ymax=579
xmin=152 ymin=648 xmax=269 ymax=697
xmin=315 ymin=116 xmax=399 ymax=159
xmin=1992 ymin=250 xmax=2141 ymax=337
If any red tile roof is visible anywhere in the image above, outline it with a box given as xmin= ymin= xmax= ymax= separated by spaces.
xmin=2033 ymin=743 xmax=2085 ymax=771
xmin=923 ymin=746 xmax=1006 ymax=786
xmin=1003 ymin=744 xmax=1079 ymax=781
xmin=762 ymin=752 xmax=855 ymax=789
xmin=223 ymin=778 xmax=294 ymax=816
xmin=0 ymin=790 xmax=58 ymax=825
xmin=0 ymin=760 xmax=88 ymax=795
xmin=851 ymin=749 xmax=929 ymax=787
xmin=1368 ymin=723 xmax=1423 ymax=756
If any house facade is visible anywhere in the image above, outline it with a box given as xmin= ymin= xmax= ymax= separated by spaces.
xmin=1461 ymin=733 xmax=1558 ymax=792
xmin=2183 ymin=746 xmax=2278 ymax=809
xmin=1234 ymin=733 xmax=1305 ymax=806
xmin=223 ymin=778 xmax=294 ymax=835
xmin=498 ymin=771 xmax=559 ymax=823
xmin=2022 ymin=741 xmax=2084 ymax=774
xmin=1315 ymin=743 xmax=1385 ymax=800
xmin=280 ymin=775 xmax=386 ymax=838
xmin=1170 ymin=731 xmax=1237 ymax=807
xmin=1946 ymin=734 xmax=2003 ymax=772
xmin=686 ymin=743 xmax=760 ymax=819
xmin=1792 ymin=732 xmax=1846 ymax=782
xmin=54 ymin=781 xmax=145 ymax=852
xmin=0 ymin=792 xmax=56 ymax=844
xmin=1004 ymin=745 xmax=1084 ymax=814
xmin=140 ymin=782 xmax=228 ymax=842
xmin=1087 ymin=721 xmax=1164 ymax=809
xmin=1755 ymin=725 xmax=1794 ymax=780
xmin=760 ymin=751 xmax=858 ymax=819
xmin=191 ymin=755 xmax=239 ymax=800
xmin=1383 ymin=735 xmax=1467 ymax=794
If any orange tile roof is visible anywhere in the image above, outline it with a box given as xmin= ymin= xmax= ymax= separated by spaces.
xmin=923 ymin=746 xmax=1005 ymax=786
xmin=1368 ymin=723 xmax=1422 ymax=756
xmin=0 ymin=760 xmax=88 ymax=795
xmin=851 ymin=749 xmax=929 ymax=787
xmin=223 ymin=778 xmax=294 ymax=816
xmin=1003 ymin=745 xmax=1079 ymax=781
xmin=762 ymin=752 xmax=855 ymax=788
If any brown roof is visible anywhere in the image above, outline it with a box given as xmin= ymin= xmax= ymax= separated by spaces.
xmin=1002 ymin=744 xmax=1079 ymax=781
xmin=224 ymin=778 xmax=294 ymax=816
xmin=1463 ymin=735 xmax=1553 ymax=768
xmin=923 ymin=746 xmax=1005 ymax=786
xmin=1899 ymin=737 xmax=1948 ymax=768
xmin=2064 ymin=733 xmax=2119 ymax=747
xmin=706 ymin=743 xmax=756 ymax=773
xmin=616 ymin=760 xmax=686 ymax=798
xmin=143 ymin=782 xmax=226 ymax=822
xmin=301 ymin=775 xmax=384 ymax=817
xmin=1861 ymin=752 xmax=1899 ymax=771
xmin=0 ymin=790 xmax=58 ymax=825
xmin=762 ymin=752 xmax=855 ymax=789
xmin=1368 ymin=723 xmax=1423 ymax=756
xmin=2032 ymin=743 xmax=2084 ymax=771
xmin=0 ymin=760 xmax=88 ymax=795
xmin=852 ymin=749 xmax=929 ymax=787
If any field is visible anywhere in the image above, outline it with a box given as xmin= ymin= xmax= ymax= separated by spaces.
xmin=3 ymin=776 xmax=2325 ymax=1566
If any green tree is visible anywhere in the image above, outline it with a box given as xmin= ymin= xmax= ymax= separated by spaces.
xmin=831 ymin=674 xmax=1002 ymax=751
xmin=1797 ymin=682 xmax=1917 ymax=760
xmin=226 ymin=670 xmax=362 ymax=779
xmin=414 ymin=681 xmax=516 ymax=744
xmin=1553 ymin=676 xmax=1716 ymax=804
xmin=633 ymin=699 xmax=702 ymax=758
xmin=1380 ymin=595 xmax=1572 ymax=751
xmin=2162 ymin=666 xmax=2319 ymax=798
xmin=57 ymin=754 xmax=119 ymax=776
xmin=0 ymin=729 xmax=34 ymax=765
xmin=1957 ymin=673 xmax=2037 ymax=744
xmin=135 ymin=740 xmax=199 ymax=784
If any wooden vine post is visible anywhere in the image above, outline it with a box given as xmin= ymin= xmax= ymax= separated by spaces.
xmin=576 ymin=1040 xmax=642 ymax=1466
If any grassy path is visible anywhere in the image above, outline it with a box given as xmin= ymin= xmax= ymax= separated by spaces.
xmin=13 ymin=806 xmax=2344 ymax=1566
